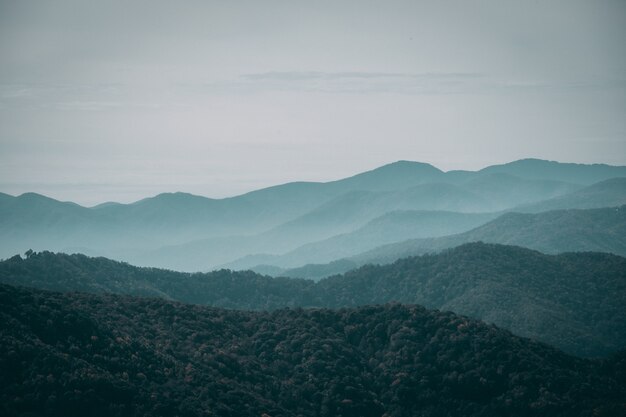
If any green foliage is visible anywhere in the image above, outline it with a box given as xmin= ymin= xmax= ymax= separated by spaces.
xmin=1 ymin=284 xmax=624 ymax=417
xmin=1 ymin=243 xmax=625 ymax=357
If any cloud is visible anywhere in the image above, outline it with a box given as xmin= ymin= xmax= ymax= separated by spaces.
xmin=0 ymin=83 xmax=191 ymax=111
xmin=238 ymin=71 xmax=487 ymax=94
xmin=241 ymin=71 xmax=484 ymax=81
xmin=230 ymin=71 xmax=626 ymax=96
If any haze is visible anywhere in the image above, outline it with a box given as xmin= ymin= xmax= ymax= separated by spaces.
xmin=1 ymin=0 xmax=625 ymax=206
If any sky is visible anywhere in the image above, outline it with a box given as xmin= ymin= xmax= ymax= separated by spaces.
xmin=1 ymin=0 xmax=625 ymax=206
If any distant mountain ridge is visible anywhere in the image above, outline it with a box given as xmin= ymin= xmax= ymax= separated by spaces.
xmin=517 ymin=177 xmax=626 ymax=212
xmin=229 ymin=205 xmax=626 ymax=276
xmin=1 ymin=158 xmax=625 ymax=271
xmin=2 ymin=242 xmax=625 ymax=357
xmin=353 ymin=205 xmax=626 ymax=266
xmin=220 ymin=210 xmax=499 ymax=271
xmin=478 ymin=158 xmax=626 ymax=184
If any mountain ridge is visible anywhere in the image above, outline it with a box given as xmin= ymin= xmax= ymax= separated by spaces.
xmin=229 ymin=205 xmax=626 ymax=275
xmin=3 ymin=282 xmax=624 ymax=416
xmin=2 ymin=158 xmax=625 ymax=271
xmin=3 ymin=158 xmax=625 ymax=206
xmin=2 ymin=242 xmax=625 ymax=357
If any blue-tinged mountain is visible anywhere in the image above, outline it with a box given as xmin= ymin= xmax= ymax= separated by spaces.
xmin=142 ymin=185 xmax=497 ymax=271
xmin=352 ymin=205 xmax=626 ymax=266
xmin=0 ymin=192 xmax=94 ymax=233
xmin=518 ymin=177 xmax=626 ymax=212
xmin=1 ymin=159 xmax=624 ymax=271
xmin=140 ymin=174 xmax=587 ymax=271
xmin=0 ymin=162 xmax=446 ymax=260
xmin=324 ymin=159 xmax=444 ymax=190
xmin=2 ymin=242 xmax=625 ymax=357
xmin=232 ymin=206 xmax=626 ymax=279
xmin=0 ymin=192 xmax=113 ymax=257
xmin=460 ymin=172 xmax=579 ymax=210
xmin=477 ymin=158 xmax=626 ymax=185
xmin=222 ymin=210 xmax=498 ymax=271
xmin=254 ymin=205 xmax=626 ymax=279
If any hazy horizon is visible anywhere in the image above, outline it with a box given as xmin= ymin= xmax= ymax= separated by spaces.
xmin=2 ymin=157 xmax=625 ymax=207
xmin=1 ymin=0 xmax=625 ymax=205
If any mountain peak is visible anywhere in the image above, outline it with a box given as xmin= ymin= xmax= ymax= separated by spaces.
xmin=331 ymin=160 xmax=444 ymax=192
xmin=376 ymin=160 xmax=442 ymax=173
xmin=346 ymin=160 xmax=443 ymax=180
xmin=480 ymin=158 xmax=626 ymax=185
xmin=15 ymin=192 xmax=83 ymax=208
xmin=132 ymin=192 xmax=215 ymax=206
xmin=18 ymin=192 xmax=52 ymax=200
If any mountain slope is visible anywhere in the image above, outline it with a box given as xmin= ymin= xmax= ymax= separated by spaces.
xmin=277 ymin=205 xmax=626 ymax=278
xmin=2 ymin=243 xmax=625 ymax=357
xmin=1 ymin=283 xmax=624 ymax=417
xmin=1 ymin=159 xmax=623 ymax=270
xmin=133 ymin=183 xmax=495 ymax=271
xmin=224 ymin=210 xmax=498 ymax=271
xmin=212 ymin=177 xmax=621 ymax=272
xmin=460 ymin=173 xmax=580 ymax=210
xmin=351 ymin=205 xmax=626 ymax=267
xmin=518 ymin=177 xmax=626 ymax=213
xmin=325 ymin=243 xmax=626 ymax=357
xmin=478 ymin=158 xmax=626 ymax=185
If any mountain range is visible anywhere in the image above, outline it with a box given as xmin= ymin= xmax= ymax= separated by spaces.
xmin=2 ymin=242 xmax=624 ymax=357
xmin=2 ymin=159 xmax=626 ymax=272
xmin=3 ymin=283 xmax=624 ymax=417
xmin=3 ymin=158 xmax=626 ymax=415
xmin=247 ymin=205 xmax=626 ymax=279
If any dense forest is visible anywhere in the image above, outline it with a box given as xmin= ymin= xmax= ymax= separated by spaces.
xmin=2 ymin=242 xmax=625 ymax=357
xmin=1 ymin=283 xmax=624 ymax=417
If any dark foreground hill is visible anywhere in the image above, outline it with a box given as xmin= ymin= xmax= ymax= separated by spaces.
xmin=2 ymin=243 xmax=625 ymax=357
xmin=1 ymin=284 xmax=624 ymax=417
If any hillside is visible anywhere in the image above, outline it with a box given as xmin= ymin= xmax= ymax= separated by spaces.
xmin=352 ymin=206 xmax=626 ymax=266
xmin=518 ymin=178 xmax=626 ymax=213
xmin=477 ymin=158 xmax=626 ymax=185
xmin=223 ymin=210 xmax=498 ymax=271
xmin=2 ymin=243 xmax=625 ymax=357
xmin=271 ymin=206 xmax=626 ymax=278
xmin=2 ymin=159 xmax=622 ymax=271
xmin=220 ymin=178 xmax=626 ymax=273
xmin=1 ymin=283 xmax=624 ymax=417
xmin=461 ymin=173 xmax=579 ymax=209
xmin=144 ymin=184 xmax=497 ymax=271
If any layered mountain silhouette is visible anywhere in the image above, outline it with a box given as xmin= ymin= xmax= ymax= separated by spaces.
xmin=2 ymin=159 xmax=625 ymax=272
xmin=3 ymin=158 xmax=626 ymax=416
xmin=2 ymin=242 xmax=624 ymax=357
xmin=229 ymin=205 xmax=626 ymax=276
xmin=518 ymin=177 xmax=626 ymax=212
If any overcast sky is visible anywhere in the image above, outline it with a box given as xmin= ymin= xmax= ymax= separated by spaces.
xmin=1 ymin=0 xmax=625 ymax=205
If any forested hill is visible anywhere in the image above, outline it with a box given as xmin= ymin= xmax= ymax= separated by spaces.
xmin=1 ymin=284 xmax=624 ymax=417
xmin=2 ymin=243 xmax=625 ymax=357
